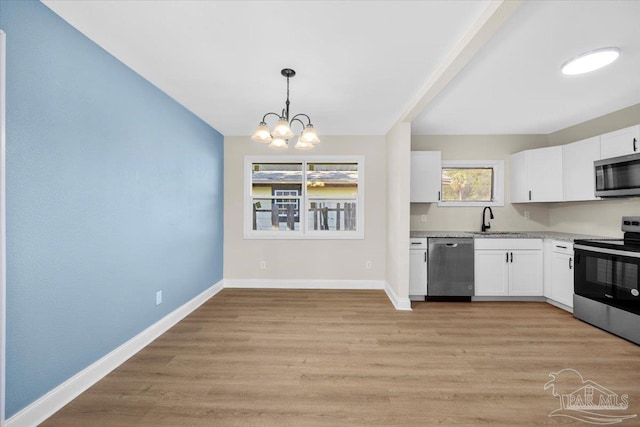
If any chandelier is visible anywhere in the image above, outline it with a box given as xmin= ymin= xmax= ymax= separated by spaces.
xmin=251 ymin=68 xmax=320 ymax=150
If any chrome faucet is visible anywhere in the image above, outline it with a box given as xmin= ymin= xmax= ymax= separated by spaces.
xmin=481 ymin=206 xmax=494 ymax=232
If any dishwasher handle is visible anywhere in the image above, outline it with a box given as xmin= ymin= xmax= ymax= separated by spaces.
xmin=428 ymin=238 xmax=474 ymax=246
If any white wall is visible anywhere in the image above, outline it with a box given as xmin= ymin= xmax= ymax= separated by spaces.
xmin=385 ymin=123 xmax=411 ymax=305
xmin=224 ymin=135 xmax=387 ymax=282
xmin=410 ymin=134 xmax=550 ymax=232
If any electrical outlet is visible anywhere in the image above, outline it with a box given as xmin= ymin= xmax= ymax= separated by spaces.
xmin=366 ymin=261 xmax=372 ymax=270
xmin=524 ymin=210 xmax=531 ymax=220
xmin=156 ymin=291 xmax=162 ymax=306
xmin=260 ymin=261 xmax=267 ymax=269
xmin=421 ymin=214 xmax=428 ymax=223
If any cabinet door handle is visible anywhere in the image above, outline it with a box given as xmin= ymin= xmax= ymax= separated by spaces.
xmin=424 ymin=252 xmax=427 ymax=263
xmin=510 ymin=252 xmax=513 ymax=263
xmin=556 ymin=245 xmax=567 ymax=249
xmin=438 ymin=191 xmax=441 ymax=201
xmin=569 ymin=257 xmax=572 ymax=270
xmin=634 ymin=137 xmax=637 ymax=152
xmin=505 ymin=252 xmax=509 ymax=263
xmin=528 ymin=190 xmax=532 ymax=201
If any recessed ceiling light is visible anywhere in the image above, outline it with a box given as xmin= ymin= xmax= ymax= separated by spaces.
xmin=561 ymin=47 xmax=621 ymax=75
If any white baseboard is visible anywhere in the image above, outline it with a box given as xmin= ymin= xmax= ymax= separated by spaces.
xmin=6 ymin=280 xmax=224 ymax=427
xmin=224 ymin=279 xmax=411 ymax=310
xmin=383 ymin=282 xmax=412 ymax=311
xmin=224 ymin=278 xmax=386 ymax=290
xmin=471 ymin=296 xmax=546 ymax=302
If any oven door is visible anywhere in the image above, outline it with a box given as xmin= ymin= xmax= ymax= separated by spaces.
xmin=574 ymin=245 xmax=640 ymax=315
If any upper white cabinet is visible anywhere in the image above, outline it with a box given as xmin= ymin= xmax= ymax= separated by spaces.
xmin=510 ymin=146 xmax=563 ymax=203
xmin=562 ymin=136 xmax=601 ymax=201
xmin=410 ymin=151 xmax=442 ymax=203
xmin=510 ymin=151 xmax=528 ymax=203
xmin=600 ymin=125 xmax=640 ymax=159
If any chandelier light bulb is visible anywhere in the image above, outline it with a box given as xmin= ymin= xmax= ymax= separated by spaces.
xmin=250 ymin=122 xmax=273 ymax=143
xmin=294 ymin=135 xmax=314 ymax=150
xmin=301 ymin=124 xmax=320 ymax=144
xmin=268 ymin=137 xmax=288 ymax=149
xmin=271 ymin=118 xmax=295 ymax=140
xmin=561 ymin=47 xmax=620 ymax=75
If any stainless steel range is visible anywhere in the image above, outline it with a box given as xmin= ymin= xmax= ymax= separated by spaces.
xmin=573 ymin=216 xmax=640 ymax=345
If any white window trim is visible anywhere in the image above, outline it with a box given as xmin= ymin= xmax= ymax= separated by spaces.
xmin=244 ymin=155 xmax=365 ymax=239
xmin=437 ymin=160 xmax=504 ymax=207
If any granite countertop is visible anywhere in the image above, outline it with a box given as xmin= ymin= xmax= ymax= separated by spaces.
xmin=409 ymin=230 xmax=613 ymax=242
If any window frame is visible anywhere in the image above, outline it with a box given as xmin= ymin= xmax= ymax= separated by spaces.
xmin=244 ymin=155 xmax=365 ymax=239
xmin=437 ymin=160 xmax=504 ymax=207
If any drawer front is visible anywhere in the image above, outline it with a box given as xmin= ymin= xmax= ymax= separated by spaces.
xmin=551 ymin=240 xmax=573 ymax=255
xmin=474 ymin=238 xmax=542 ymax=250
xmin=410 ymin=238 xmax=427 ymax=249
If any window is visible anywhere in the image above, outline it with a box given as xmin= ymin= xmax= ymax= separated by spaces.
xmin=438 ymin=160 xmax=504 ymax=207
xmin=245 ymin=156 xmax=364 ymax=239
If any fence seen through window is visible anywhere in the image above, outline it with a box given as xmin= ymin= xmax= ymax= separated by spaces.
xmin=250 ymin=161 xmax=359 ymax=234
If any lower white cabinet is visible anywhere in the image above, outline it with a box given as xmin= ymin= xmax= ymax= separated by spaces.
xmin=549 ymin=241 xmax=574 ymax=308
xmin=409 ymin=238 xmax=427 ymax=299
xmin=474 ymin=239 xmax=543 ymax=296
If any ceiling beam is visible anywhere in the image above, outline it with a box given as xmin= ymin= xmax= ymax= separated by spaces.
xmin=397 ymin=0 xmax=523 ymax=125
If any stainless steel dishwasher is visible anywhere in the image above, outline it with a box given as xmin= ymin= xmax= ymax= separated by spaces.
xmin=427 ymin=238 xmax=474 ymax=297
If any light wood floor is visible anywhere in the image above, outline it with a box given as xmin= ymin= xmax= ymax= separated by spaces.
xmin=43 ymin=289 xmax=640 ymax=426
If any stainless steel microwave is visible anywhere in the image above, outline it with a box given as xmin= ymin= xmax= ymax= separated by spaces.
xmin=595 ymin=152 xmax=640 ymax=198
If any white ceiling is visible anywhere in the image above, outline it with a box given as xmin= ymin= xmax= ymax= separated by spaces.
xmin=413 ymin=0 xmax=640 ymax=135
xmin=42 ymin=0 xmax=640 ymax=137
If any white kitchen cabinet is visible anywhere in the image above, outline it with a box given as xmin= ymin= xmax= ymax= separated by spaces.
xmin=409 ymin=238 xmax=427 ymax=299
xmin=509 ymin=250 xmax=544 ymax=296
xmin=549 ymin=241 xmax=574 ymax=309
xmin=510 ymin=151 xmax=528 ymax=203
xmin=600 ymin=124 xmax=640 ymax=159
xmin=410 ymin=151 xmax=442 ymax=203
xmin=474 ymin=250 xmax=509 ymax=296
xmin=510 ymin=146 xmax=563 ymax=202
xmin=563 ymin=136 xmax=600 ymax=201
xmin=474 ymin=239 xmax=543 ymax=297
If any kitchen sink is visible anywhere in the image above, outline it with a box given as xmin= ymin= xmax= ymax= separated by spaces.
xmin=472 ymin=231 xmax=525 ymax=236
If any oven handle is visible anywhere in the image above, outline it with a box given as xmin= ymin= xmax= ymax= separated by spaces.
xmin=574 ymin=244 xmax=640 ymax=259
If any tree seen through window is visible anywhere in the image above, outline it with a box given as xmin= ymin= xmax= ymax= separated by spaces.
xmin=441 ymin=168 xmax=494 ymax=202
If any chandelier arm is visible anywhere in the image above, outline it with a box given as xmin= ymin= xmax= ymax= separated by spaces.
xmin=290 ymin=117 xmax=307 ymax=133
xmin=261 ymin=112 xmax=281 ymax=123
xmin=290 ymin=113 xmax=312 ymax=126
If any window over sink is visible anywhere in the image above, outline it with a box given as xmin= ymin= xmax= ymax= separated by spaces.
xmin=438 ymin=160 xmax=504 ymax=207
xmin=245 ymin=156 xmax=364 ymax=239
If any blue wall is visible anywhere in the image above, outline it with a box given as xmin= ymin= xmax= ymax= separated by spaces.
xmin=1 ymin=0 xmax=224 ymax=417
